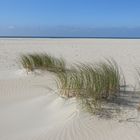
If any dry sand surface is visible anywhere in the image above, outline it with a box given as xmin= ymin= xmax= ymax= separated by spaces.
xmin=0 ymin=38 xmax=140 ymax=140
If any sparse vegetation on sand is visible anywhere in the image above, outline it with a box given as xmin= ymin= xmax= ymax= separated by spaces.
xmin=20 ymin=53 xmax=125 ymax=114
xmin=56 ymin=59 xmax=125 ymax=113
xmin=20 ymin=53 xmax=66 ymax=72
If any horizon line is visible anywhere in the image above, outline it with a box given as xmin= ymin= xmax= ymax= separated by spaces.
xmin=0 ymin=36 xmax=140 ymax=39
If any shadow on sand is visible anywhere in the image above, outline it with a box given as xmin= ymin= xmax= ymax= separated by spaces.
xmin=97 ymin=89 xmax=140 ymax=120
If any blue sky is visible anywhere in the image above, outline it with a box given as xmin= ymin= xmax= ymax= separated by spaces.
xmin=0 ymin=0 xmax=140 ymax=37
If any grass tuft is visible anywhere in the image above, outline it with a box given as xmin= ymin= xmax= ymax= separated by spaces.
xmin=20 ymin=53 xmax=66 ymax=73
xmin=56 ymin=59 xmax=125 ymax=113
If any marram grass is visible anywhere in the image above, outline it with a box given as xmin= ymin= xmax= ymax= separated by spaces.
xmin=20 ymin=54 xmax=125 ymax=114
xmin=56 ymin=59 xmax=125 ymax=113
xmin=20 ymin=53 xmax=66 ymax=73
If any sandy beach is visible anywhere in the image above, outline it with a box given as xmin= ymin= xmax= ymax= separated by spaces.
xmin=0 ymin=38 xmax=140 ymax=140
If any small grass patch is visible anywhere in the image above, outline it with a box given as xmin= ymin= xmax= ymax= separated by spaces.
xmin=20 ymin=53 xmax=66 ymax=73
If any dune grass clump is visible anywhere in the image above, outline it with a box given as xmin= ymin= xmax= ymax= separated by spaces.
xmin=20 ymin=54 xmax=34 ymax=71
xmin=56 ymin=70 xmax=83 ymax=97
xmin=20 ymin=53 xmax=66 ymax=73
xmin=97 ymin=59 xmax=122 ymax=98
xmin=20 ymin=54 xmax=125 ymax=114
xmin=56 ymin=59 xmax=125 ymax=113
xmin=77 ymin=59 xmax=125 ymax=113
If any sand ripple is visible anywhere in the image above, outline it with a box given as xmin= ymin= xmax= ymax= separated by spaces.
xmin=0 ymin=74 xmax=140 ymax=140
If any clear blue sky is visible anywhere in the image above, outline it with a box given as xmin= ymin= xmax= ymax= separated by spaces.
xmin=0 ymin=0 xmax=140 ymax=37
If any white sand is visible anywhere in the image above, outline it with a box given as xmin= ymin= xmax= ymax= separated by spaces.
xmin=0 ymin=38 xmax=140 ymax=140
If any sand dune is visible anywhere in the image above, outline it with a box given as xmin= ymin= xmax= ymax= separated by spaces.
xmin=0 ymin=39 xmax=140 ymax=140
